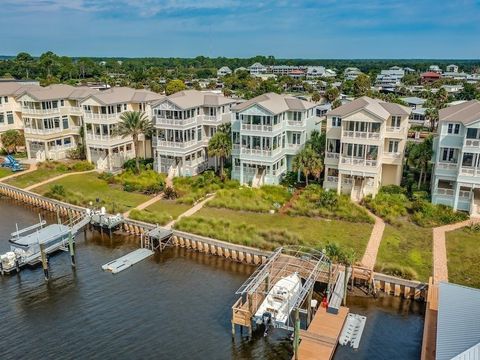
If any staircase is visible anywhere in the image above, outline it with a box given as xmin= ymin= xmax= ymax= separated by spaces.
xmin=350 ymin=179 xmax=364 ymax=203
xmin=252 ymin=168 xmax=265 ymax=188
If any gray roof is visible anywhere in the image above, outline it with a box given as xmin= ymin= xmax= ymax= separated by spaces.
xmin=82 ymin=86 xmax=163 ymax=105
xmin=436 ymin=282 xmax=480 ymax=360
xmin=153 ymin=90 xmax=235 ymax=109
xmin=233 ymin=92 xmax=316 ymax=114
xmin=401 ymin=96 xmax=426 ymax=106
xmin=439 ymin=100 xmax=480 ymax=125
xmin=327 ymin=96 xmax=411 ymax=119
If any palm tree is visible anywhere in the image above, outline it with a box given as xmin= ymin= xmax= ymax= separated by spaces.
xmin=117 ymin=111 xmax=153 ymax=173
xmin=408 ymin=136 xmax=433 ymax=188
xmin=208 ymin=131 xmax=231 ymax=179
xmin=292 ymin=146 xmax=323 ymax=185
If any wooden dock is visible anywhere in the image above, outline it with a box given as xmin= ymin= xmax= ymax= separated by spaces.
xmin=421 ymin=278 xmax=438 ymax=360
xmin=102 ymin=248 xmax=154 ymax=274
xmin=296 ymin=306 xmax=349 ymax=360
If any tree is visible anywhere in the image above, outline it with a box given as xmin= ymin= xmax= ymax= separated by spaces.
xmin=407 ymin=136 xmax=433 ymax=188
xmin=311 ymin=92 xmax=321 ymax=103
xmin=332 ymin=99 xmax=342 ymax=109
xmin=458 ymin=83 xmax=479 ymax=101
xmin=306 ymin=130 xmax=326 ymax=158
xmin=39 ymin=51 xmax=59 ymax=77
xmin=117 ymin=111 xmax=153 ymax=174
xmin=1 ymin=130 xmax=25 ymax=154
xmin=207 ymin=131 xmax=231 ymax=179
xmin=292 ymin=145 xmax=323 ymax=185
xmin=324 ymin=86 xmax=340 ymax=102
xmin=165 ymin=79 xmax=186 ymax=95
xmin=353 ymin=73 xmax=371 ymax=97
xmin=15 ymin=52 xmax=34 ymax=79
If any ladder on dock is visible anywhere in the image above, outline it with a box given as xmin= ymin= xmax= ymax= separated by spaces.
xmin=339 ymin=313 xmax=367 ymax=349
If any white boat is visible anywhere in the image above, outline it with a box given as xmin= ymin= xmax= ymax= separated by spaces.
xmin=254 ymin=272 xmax=302 ymax=328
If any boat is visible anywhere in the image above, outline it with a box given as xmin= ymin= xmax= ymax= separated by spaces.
xmin=253 ymin=272 xmax=302 ymax=329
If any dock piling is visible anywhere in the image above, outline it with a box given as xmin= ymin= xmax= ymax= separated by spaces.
xmin=293 ymin=308 xmax=300 ymax=360
xmin=68 ymin=231 xmax=75 ymax=268
xmin=40 ymin=243 xmax=49 ymax=281
xmin=0 ymin=261 xmax=4 ymax=276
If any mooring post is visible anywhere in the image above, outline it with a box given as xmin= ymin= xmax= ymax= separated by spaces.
xmin=56 ymin=206 xmax=61 ymax=224
xmin=293 ymin=308 xmax=300 ymax=360
xmin=15 ymin=258 xmax=20 ymax=273
xmin=0 ymin=261 xmax=4 ymax=276
xmin=306 ymin=288 xmax=313 ymax=327
xmin=40 ymin=243 xmax=49 ymax=281
xmin=68 ymin=231 xmax=75 ymax=268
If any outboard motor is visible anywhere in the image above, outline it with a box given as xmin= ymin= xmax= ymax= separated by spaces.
xmin=262 ymin=312 xmax=272 ymax=337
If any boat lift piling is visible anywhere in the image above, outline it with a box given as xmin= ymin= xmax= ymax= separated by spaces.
xmin=40 ymin=243 xmax=49 ymax=281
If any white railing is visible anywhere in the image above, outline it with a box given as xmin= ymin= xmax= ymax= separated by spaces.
xmin=326 ymin=152 xmax=340 ymax=160
xmin=342 ymin=177 xmax=354 ymax=185
xmin=342 ymin=130 xmax=381 ymax=139
xmin=203 ymin=115 xmax=222 ymax=123
xmin=459 ymin=190 xmax=471 ymax=199
xmin=326 ymin=176 xmax=339 ymax=183
xmin=155 ymin=117 xmax=196 ymax=126
xmin=437 ymin=162 xmax=458 ymax=171
xmin=287 ymin=120 xmax=306 ymax=127
xmin=460 ymin=167 xmax=480 ymax=176
xmin=241 ymin=123 xmax=282 ymax=132
xmin=24 ymin=127 xmax=68 ymax=135
xmin=70 ymin=107 xmax=83 ymax=114
xmin=436 ymin=188 xmax=454 ymax=196
xmin=86 ymin=133 xmax=124 ymax=142
xmin=232 ymin=144 xmax=241 ymax=153
xmin=271 ymin=167 xmax=286 ymax=176
xmin=287 ymin=143 xmax=301 ymax=150
xmin=21 ymin=107 xmax=60 ymax=115
xmin=464 ymin=138 xmax=480 ymax=148
xmin=84 ymin=112 xmax=119 ymax=120
xmin=340 ymin=156 xmax=378 ymax=167
xmin=384 ymin=152 xmax=402 ymax=159
xmin=157 ymin=140 xmax=197 ymax=149
xmin=386 ymin=126 xmax=404 ymax=133
xmin=241 ymin=147 xmax=282 ymax=157
xmin=232 ymin=166 xmax=256 ymax=175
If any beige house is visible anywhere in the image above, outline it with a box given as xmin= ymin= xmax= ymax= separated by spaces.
xmin=80 ymin=87 xmax=163 ymax=172
xmin=151 ymin=90 xmax=237 ymax=177
xmin=15 ymin=84 xmax=97 ymax=161
xmin=324 ymin=96 xmax=411 ymax=201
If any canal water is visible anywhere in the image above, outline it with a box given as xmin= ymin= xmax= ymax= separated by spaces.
xmin=0 ymin=197 xmax=424 ymax=359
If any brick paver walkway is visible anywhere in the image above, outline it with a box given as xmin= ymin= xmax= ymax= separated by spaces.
xmin=360 ymin=210 xmax=386 ymax=270
xmin=432 ymin=217 xmax=480 ymax=284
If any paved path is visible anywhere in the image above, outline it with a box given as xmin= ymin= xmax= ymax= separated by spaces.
xmin=432 ymin=217 xmax=480 ymax=284
xmin=123 ymin=193 xmax=164 ymax=217
xmin=24 ymin=169 xmax=97 ymax=191
xmin=164 ymin=194 xmax=215 ymax=230
xmin=0 ymin=162 xmax=38 ymax=182
xmin=360 ymin=209 xmax=386 ymax=270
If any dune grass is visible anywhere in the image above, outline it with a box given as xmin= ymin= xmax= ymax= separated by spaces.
xmin=174 ymin=207 xmax=372 ymax=254
xmin=446 ymin=226 xmax=480 ymax=288
xmin=129 ymin=200 xmax=191 ymax=225
xmin=375 ymin=220 xmax=433 ymax=282
xmin=35 ymin=172 xmax=149 ymax=213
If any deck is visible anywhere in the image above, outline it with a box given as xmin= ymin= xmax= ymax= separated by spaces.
xmin=102 ymin=248 xmax=154 ymax=274
xmin=296 ymin=306 xmax=349 ymax=360
xmin=421 ymin=278 xmax=438 ymax=360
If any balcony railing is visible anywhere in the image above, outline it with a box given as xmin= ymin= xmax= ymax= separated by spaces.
xmin=203 ymin=115 xmax=222 ymax=123
xmin=241 ymin=123 xmax=282 ymax=132
xmin=86 ymin=133 xmax=124 ymax=142
xmin=240 ymin=147 xmax=282 ymax=157
xmin=287 ymin=143 xmax=301 ymax=150
xmin=436 ymin=162 xmax=458 ymax=171
xmin=464 ymin=138 xmax=480 ymax=148
xmin=155 ymin=117 xmax=196 ymax=126
xmin=384 ymin=152 xmax=402 ymax=159
xmin=386 ymin=126 xmax=404 ymax=133
xmin=24 ymin=127 xmax=79 ymax=135
xmin=342 ymin=130 xmax=381 ymax=139
xmin=326 ymin=152 xmax=340 ymax=160
xmin=459 ymin=190 xmax=471 ymax=199
xmin=84 ymin=112 xmax=119 ymax=120
xmin=340 ymin=156 xmax=378 ymax=167
xmin=459 ymin=167 xmax=480 ymax=177
xmin=156 ymin=140 xmax=198 ymax=149
xmin=287 ymin=120 xmax=306 ymax=127
xmin=326 ymin=176 xmax=339 ymax=183
xmin=436 ymin=188 xmax=454 ymax=196
xmin=21 ymin=107 xmax=60 ymax=115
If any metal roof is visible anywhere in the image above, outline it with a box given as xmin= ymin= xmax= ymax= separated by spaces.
xmin=436 ymin=282 xmax=480 ymax=360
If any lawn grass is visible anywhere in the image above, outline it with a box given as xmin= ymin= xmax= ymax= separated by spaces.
xmin=5 ymin=160 xmax=93 ymax=189
xmin=174 ymin=207 xmax=372 ymax=255
xmin=375 ymin=220 xmax=433 ymax=282
xmin=446 ymin=227 xmax=480 ymax=288
xmin=207 ymin=185 xmax=292 ymax=212
xmin=0 ymin=167 xmax=13 ymax=179
xmin=35 ymin=172 xmax=149 ymax=213
xmin=129 ymin=199 xmax=191 ymax=225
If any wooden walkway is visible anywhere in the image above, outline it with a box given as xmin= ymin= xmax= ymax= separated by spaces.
xmin=360 ymin=210 xmax=385 ymax=270
xmin=297 ymin=306 xmax=349 ymax=360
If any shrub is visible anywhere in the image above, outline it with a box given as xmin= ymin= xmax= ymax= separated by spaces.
xmin=375 ymin=263 xmax=419 ymax=280
xmin=363 ymin=192 xmax=409 ymax=223
xmin=123 ymin=158 xmax=154 ymax=172
xmin=70 ymin=160 xmax=94 ymax=172
xmin=280 ymin=171 xmax=298 ymax=188
xmin=98 ymin=172 xmax=115 ymax=184
xmin=45 ymin=184 xmax=66 ymax=199
xmin=379 ymin=185 xmax=406 ymax=195
xmin=129 ymin=209 xmax=172 ymax=226
xmin=318 ymin=189 xmax=338 ymax=209
xmin=173 ymin=171 xmax=238 ymax=203
xmin=114 ymin=170 xmax=165 ymax=194
xmin=164 ymin=186 xmax=178 ymax=200
xmin=411 ymin=200 xmax=469 ymax=227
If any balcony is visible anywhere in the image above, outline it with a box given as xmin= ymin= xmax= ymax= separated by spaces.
xmin=435 ymin=188 xmax=454 ymax=197
xmin=436 ymin=162 xmax=458 ymax=172
xmin=84 ymin=112 xmax=119 ymax=122
xmin=21 ymin=107 xmax=60 ymax=116
xmin=155 ymin=116 xmax=196 ymax=127
xmin=69 ymin=107 xmax=83 ymax=115
xmin=24 ymin=126 xmax=80 ymax=136
xmin=241 ymin=123 xmax=282 ymax=132
xmin=287 ymin=120 xmax=306 ymax=128
xmin=86 ymin=133 xmax=127 ymax=144
xmin=459 ymin=167 xmax=480 ymax=177
xmin=464 ymin=138 xmax=480 ymax=150
xmin=240 ymin=147 xmax=282 ymax=157
xmin=385 ymin=126 xmax=405 ymax=134
xmin=340 ymin=156 xmax=378 ymax=168
xmin=202 ymin=115 xmax=223 ymax=124
xmin=326 ymin=152 xmax=340 ymax=160
xmin=342 ymin=130 xmax=381 ymax=140
xmin=232 ymin=144 xmax=241 ymax=155
xmin=156 ymin=140 xmax=198 ymax=149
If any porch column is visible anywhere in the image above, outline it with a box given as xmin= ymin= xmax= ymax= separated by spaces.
xmin=44 ymin=141 xmax=49 ymax=160
xmin=25 ymin=141 xmax=32 ymax=160
xmin=453 ymin=182 xmax=460 ymax=211
xmin=337 ymin=173 xmax=342 ymax=195
xmin=240 ymin=160 xmax=244 ymax=185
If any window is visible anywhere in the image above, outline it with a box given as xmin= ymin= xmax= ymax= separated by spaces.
xmin=391 ymin=116 xmax=401 ymax=128
xmin=60 ymin=100 xmax=64 ymax=106
xmin=117 ymin=105 xmax=122 ymax=113
xmin=0 ymin=113 xmax=4 ymax=124
xmin=6 ymin=111 xmax=13 ymax=124
xmin=442 ymin=148 xmax=457 ymax=163
xmin=62 ymin=116 xmax=69 ymax=130
xmin=123 ymin=104 xmax=127 ymax=111
xmin=447 ymin=123 xmax=460 ymax=134
xmin=292 ymin=133 xmax=301 ymax=144
xmin=4 ymin=96 xmax=8 ymax=103
xmin=331 ymin=117 xmax=341 ymax=127
xmin=467 ymin=128 xmax=479 ymax=139
xmin=388 ymin=140 xmax=399 ymax=153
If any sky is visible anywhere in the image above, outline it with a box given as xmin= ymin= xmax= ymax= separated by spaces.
xmin=1 ymin=0 xmax=480 ymax=59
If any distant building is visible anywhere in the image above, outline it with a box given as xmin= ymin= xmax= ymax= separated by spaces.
xmin=400 ymin=96 xmax=426 ymax=109
xmin=344 ymin=67 xmax=362 ymax=81
xmin=431 ymin=100 xmax=480 ymax=214
xmin=429 ymin=65 xmax=442 ymax=74
xmin=217 ymin=66 xmax=232 ymax=77
xmin=446 ymin=64 xmax=459 ymax=73
xmin=441 ymin=84 xmax=463 ymax=94
xmin=324 ymin=96 xmax=411 ymax=201
xmin=409 ymin=108 xmax=427 ymax=125
xmin=375 ymin=67 xmax=405 ymax=90
xmin=421 ymin=71 xmax=441 ymax=84
xmin=443 ymin=72 xmax=469 ymax=80
xmin=289 ymin=69 xmax=306 ymax=80
xmin=249 ymin=63 xmax=267 ymax=76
